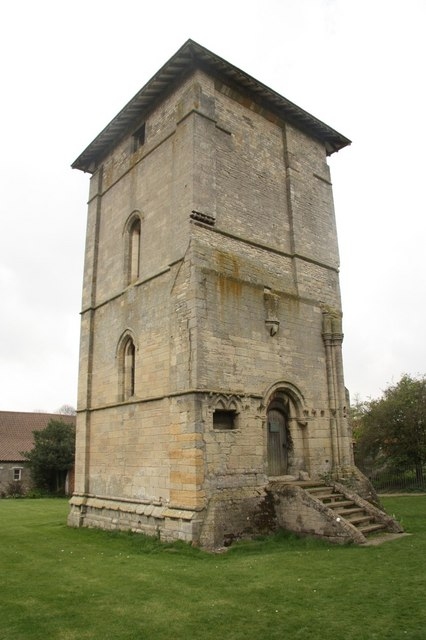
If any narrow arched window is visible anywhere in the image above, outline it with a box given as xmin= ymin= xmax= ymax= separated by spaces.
xmin=117 ymin=333 xmax=137 ymax=402
xmin=129 ymin=218 xmax=141 ymax=283
xmin=123 ymin=338 xmax=136 ymax=399
xmin=124 ymin=212 xmax=143 ymax=287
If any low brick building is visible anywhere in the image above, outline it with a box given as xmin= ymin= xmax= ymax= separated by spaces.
xmin=0 ymin=411 xmax=75 ymax=496
xmin=69 ymin=40 xmax=377 ymax=546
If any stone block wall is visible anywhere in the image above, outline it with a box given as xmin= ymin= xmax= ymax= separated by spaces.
xmin=70 ymin=65 xmax=352 ymax=547
xmin=0 ymin=462 xmax=31 ymax=495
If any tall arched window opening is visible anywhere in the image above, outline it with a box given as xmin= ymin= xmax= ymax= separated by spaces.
xmin=123 ymin=338 xmax=136 ymax=399
xmin=129 ymin=218 xmax=141 ymax=284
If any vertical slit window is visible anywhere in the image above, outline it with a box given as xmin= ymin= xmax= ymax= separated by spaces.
xmin=133 ymin=123 xmax=145 ymax=152
xmin=129 ymin=218 xmax=141 ymax=284
xmin=124 ymin=338 xmax=136 ymax=399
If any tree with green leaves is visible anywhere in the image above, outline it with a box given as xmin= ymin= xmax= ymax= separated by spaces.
xmin=355 ymin=374 xmax=426 ymax=482
xmin=22 ymin=419 xmax=76 ymax=494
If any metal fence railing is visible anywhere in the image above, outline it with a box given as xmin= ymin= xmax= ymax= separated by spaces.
xmin=361 ymin=466 xmax=426 ymax=493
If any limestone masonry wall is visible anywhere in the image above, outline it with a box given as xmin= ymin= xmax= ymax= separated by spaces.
xmin=70 ymin=63 xmax=353 ymax=547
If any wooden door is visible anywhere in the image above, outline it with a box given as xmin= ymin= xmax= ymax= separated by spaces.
xmin=267 ymin=408 xmax=288 ymax=476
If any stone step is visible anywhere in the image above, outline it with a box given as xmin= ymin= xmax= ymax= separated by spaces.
xmin=339 ymin=507 xmax=365 ymax=516
xmin=300 ymin=486 xmax=396 ymax=540
xmin=302 ymin=486 xmax=393 ymax=539
xmin=319 ymin=493 xmax=346 ymax=502
xmin=307 ymin=486 xmax=334 ymax=494
xmin=347 ymin=515 xmax=372 ymax=526
xmin=328 ymin=500 xmax=356 ymax=510
xmin=358 ymin=523 xmax=386 ymax=535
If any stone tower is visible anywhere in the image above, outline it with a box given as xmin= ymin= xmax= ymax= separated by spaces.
xmin=69 ymin=41 xmax=356 ymax=546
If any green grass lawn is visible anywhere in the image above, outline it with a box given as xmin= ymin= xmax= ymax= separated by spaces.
xmin=1 ymin=496 xmax=425 ymax=640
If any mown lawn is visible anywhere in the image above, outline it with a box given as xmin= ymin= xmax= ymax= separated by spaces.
xmin=1 ymin=496 xmax=425 ymax=640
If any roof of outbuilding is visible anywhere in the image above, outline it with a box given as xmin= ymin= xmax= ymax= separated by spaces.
xmin=72 ymin=39 xmax=350 ymax=174
xmin=0 ymin=411 xmax=76 ymax=461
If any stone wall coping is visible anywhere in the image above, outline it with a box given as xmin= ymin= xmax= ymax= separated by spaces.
xmin=69 ymin=494 xmax=196 ymax=521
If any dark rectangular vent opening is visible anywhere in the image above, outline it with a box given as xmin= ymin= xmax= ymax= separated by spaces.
xmin=213 ymin=410 xmax=237 ymax=430
xmin=133 ymin=123 xmax=146 ymax=151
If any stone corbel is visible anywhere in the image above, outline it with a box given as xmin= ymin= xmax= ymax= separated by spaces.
xmin=264 ymin=288 xmax=280 ymax=336
xmin=265 ymin=319 xmax=280 ymax=336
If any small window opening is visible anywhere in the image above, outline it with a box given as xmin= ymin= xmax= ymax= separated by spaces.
xmin=133 ymin=123 xmax=146 ymax=152
xmin=13 ymin=468 xmax=22 ymax=481
xmin=213 ymin=410 xmax=237 ymax=430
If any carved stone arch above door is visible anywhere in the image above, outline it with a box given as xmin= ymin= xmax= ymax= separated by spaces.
xmin=262 ymin=381 xmax=308 ymax=477
xmin=262 ymin=381 xmax=307 ymax=427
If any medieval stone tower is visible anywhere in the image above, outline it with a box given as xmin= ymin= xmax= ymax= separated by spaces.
xmin=68 ymin=40 xmax=358 ymax=547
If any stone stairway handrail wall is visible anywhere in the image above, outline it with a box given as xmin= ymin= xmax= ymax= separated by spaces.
xmin=272 ymin=484 xmax=367 ymax=544
xmin=332 ymin=482 xmax=404 ymax=533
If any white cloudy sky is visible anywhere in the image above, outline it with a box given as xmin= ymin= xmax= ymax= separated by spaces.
xmin=1 ymin=0 xmax=425 ymax=412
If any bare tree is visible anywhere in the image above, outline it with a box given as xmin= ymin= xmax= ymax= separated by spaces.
xmin=57 ymin=404 xmax=77 ymax=416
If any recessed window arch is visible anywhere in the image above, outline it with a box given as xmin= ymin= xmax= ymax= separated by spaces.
xmin=124 ymin=211 xmax=143 ymax=285
xmin=211 ymin=395 xmax=241 ymax=430
xmin=117 ymin=331 xmax=137 ymax=401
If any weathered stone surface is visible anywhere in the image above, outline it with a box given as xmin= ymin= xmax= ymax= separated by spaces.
xmin=69 ymin=42 xmax=360 ymax=547
xmin=270 ymin=482 xmax=403 ymax=544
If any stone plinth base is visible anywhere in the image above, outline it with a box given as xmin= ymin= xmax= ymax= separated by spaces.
xmin=68 ymin=484 xmax=277 ymax=549
xmin=68 ymin=495 xmax=203 ymax=543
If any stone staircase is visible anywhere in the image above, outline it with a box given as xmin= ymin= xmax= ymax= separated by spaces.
xmin=268 ymin=479 xmax=404 ymax=544
xmin=305 ymin=484 xmax=386 ymax=537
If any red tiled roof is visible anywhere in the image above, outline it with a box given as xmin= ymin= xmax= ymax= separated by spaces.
xmin=0 ymin=411 xmax=76 ymax=461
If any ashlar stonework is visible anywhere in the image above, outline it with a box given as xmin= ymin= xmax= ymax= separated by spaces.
xmin=68 ymin=40 xmax=395 ymax=547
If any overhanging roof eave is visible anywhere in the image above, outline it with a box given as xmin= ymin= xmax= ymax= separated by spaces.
xmin=72 ymin=39 xmax=351 ymax=173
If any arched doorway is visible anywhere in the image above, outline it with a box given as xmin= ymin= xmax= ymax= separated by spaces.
xmin=267 ymin=401 xmax=291 ymax=476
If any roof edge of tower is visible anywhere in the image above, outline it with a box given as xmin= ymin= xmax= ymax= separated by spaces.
xmin=72 ymin=39 xmax=351 ymax=173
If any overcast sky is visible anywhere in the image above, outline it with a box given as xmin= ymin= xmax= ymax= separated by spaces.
xmin=1 ymin=0 xmax=425 ymax=412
